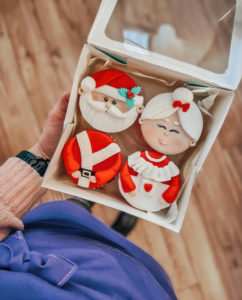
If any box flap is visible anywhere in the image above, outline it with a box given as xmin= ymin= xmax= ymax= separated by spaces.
xmin=88 ymin=0 xmax=242 ymax=90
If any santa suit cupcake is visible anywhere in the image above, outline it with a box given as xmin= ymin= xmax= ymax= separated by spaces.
xmin=119 ymin=87 xmax=203 ymax=212
xmin=63 ymin=130 xmax=122 ymax=188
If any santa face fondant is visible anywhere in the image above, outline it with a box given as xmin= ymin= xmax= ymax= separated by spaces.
xmin=78 ymin=69 xmax=144 ymax=133
xmin=119 ymin=87 xmax=204 ymax=212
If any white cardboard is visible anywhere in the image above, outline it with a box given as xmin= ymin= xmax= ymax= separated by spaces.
xmin=42 ymin=44 xmax=234 ymax=232
xmin=88 ymin=0 xmax=242 ymax=90
xmin=195 ymin=90 xmax=234 ymax=168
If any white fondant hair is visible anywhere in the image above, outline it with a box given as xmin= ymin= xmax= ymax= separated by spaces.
xmin=141 ymin=88 xmax=203 ymax=142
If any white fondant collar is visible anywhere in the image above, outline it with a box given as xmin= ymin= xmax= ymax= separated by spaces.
xmin=128 ymin=151 xmax=179 ymax=182
xmin=145 ymin=151 xmax=166 ymax=162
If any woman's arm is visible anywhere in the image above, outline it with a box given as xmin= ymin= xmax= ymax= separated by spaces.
xmin=0 ymin=93 xmax=70 ymax=241
xmin=0 ymin=157 xmax=46 ymax=241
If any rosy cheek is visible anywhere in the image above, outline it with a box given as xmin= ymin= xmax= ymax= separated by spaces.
xmin=118 ymin=103 xmax=128 ymax=112
xmin=92 ymin=95 xmax=98 ymax=100
xmin=142 ymin=126 xmax=156 ymax=139
xmin=172 ymin=137 xmax=188 ymax=149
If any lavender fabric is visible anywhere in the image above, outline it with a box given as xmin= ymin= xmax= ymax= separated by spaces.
xmin=0 ymin=201 xmax=177 ymax=300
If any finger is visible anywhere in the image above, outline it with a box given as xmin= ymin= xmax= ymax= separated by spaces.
xmin=48 ymin=92 xmax=70 ymax=121
xmin=90 ymin=176 xmax=97 ymax=183
xmin=56 ymin=92 xmax=71 ymax=113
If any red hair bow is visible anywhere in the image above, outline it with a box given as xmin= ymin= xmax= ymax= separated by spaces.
xmin=173 ymin=101 xmax=190 ymax=112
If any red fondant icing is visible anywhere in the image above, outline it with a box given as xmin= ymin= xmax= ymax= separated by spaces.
xmin=91 ymin=70 xmax=142 ymax=96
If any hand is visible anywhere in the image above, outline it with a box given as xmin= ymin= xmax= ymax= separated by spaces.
xmin=72 ymin=171 xmax=81 ymax=179
xmin=30 ymin=93 xmax=70 ymax=159
xmin=129 ymin=190 xmax=137 ymax=197
xmin=89 ymin=176 xmax=97 ymax=183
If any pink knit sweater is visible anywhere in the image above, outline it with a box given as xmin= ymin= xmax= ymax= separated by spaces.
xmin=0 ymin=146 xmax=47 ymax=241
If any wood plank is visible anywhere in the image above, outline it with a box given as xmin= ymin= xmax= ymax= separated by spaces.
xmin=0 ymin=11 xmax=41 ymax=154
xmin=181 ymin=193 xmax=229 ymax=300
xmin=1 ymin=0 xmax=71 ymax=128
xmin=176 ymin=284 xmax=206 ymax=300
xmin=191 ymin=140 xmax=242 ymax=300
xmin=33 ymin=0 xmax=84 ymax=87
xmin=161 ymin=227 xmax=198 ymax=291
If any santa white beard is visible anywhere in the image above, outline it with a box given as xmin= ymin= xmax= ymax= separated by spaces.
xmin=79 ymin=93 xmax=139 ymax=133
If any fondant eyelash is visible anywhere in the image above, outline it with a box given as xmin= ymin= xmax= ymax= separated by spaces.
xmin=157 ymin=124 xmax=166 ymax=130
xmin=169 ymin=129 xmax=180 ymax=134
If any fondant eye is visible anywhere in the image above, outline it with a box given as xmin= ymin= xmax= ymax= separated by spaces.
xmin=157 ymin=124 xmax=166 ymax=130
xmin=112 ymin=100 xmax=117 ymax=105
xmin=104 ymin=97 xmax=109 ymax=102
xmin=169 ymin=129 xmax=180 ymax=134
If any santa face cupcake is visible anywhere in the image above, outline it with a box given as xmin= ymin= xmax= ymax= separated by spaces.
xmin=78 ymin=69 xmax=144 ymax=133
xmin=118 ymin=87 xmax=204 ymax=212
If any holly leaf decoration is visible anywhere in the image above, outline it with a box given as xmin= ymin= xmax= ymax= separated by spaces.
xmin=131 ymin=86 xmax=141 ymax=96
xmin=118 ymin=86 xmax=141 ymax=109
xmin=126 ymin=98 xmax=135 ymax=109
xmin=118 ymin=88 xmax=128 ymax=98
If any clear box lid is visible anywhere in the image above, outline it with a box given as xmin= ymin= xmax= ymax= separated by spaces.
xmin=88 ymin=0 xmax=242 ymax=90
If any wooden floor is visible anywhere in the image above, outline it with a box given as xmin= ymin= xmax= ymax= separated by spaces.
xmin=0 ymin=1 xmax=241 ymax=299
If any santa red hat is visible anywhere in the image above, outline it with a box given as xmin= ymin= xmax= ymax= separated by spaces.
xmin=80 ymin=69 xmax=144 ymax=107
xmin=63 ymin=130 xmax=122 ymax=189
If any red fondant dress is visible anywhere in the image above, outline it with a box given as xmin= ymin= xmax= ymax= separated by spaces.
xmin=118 ymin=151 xmax=180 ymax=212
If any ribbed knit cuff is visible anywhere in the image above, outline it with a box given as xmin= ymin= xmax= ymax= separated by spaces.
xmin=0 ymin=157 xmax=47 ymax=241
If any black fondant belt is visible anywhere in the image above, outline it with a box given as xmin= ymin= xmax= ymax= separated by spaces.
xmin=79 ymin=168 xmax=96 ymax=178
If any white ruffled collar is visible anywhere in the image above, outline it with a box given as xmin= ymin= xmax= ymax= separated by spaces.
xmin=128 ymin=151 xmax=179 ymax=182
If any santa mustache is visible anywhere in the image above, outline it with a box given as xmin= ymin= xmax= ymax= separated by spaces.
xmin=88 ymin=98 xmax=127 ymax=119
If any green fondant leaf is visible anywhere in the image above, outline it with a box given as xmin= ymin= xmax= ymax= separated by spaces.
xmin=126 ymin=97 xmax=135 ymax=108
xmin=118 ymin=88 xmax=128 ymax=98
xmin=131 ymin=86 xmax=141 ymax=96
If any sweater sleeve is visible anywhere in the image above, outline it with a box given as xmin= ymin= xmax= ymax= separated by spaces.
xmin=0 ymin=156 xmax=47 ymax=241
